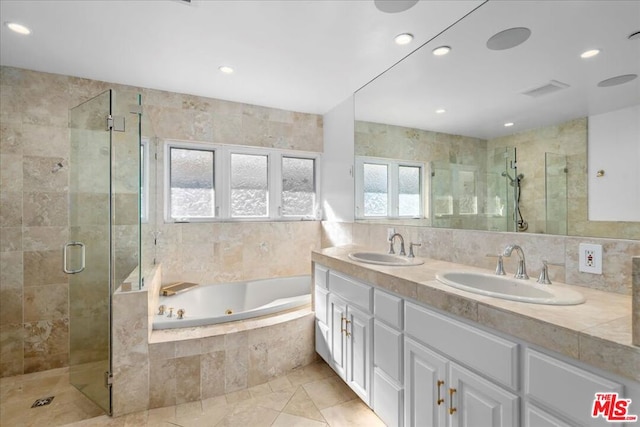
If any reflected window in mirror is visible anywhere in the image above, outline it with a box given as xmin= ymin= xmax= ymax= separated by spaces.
xmin=355 ymin=156 xmax=425 ymax=219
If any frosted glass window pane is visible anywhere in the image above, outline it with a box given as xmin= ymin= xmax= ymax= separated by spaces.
xmin=231 ymin=153 xmax=268 ymax=217
xmin=170 ymin=148 xmax=215 ymax=218
xmin=399 ymin=165 xmax=420 ymax=217
xmin=282 ymin=157 xmax=315 ymax=216
xmin=363 ymin=163 xmax=388 ymax=216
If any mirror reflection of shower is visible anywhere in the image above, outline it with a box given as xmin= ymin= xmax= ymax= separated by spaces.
xmin=502 ymin=170 xmax=528 ymax=232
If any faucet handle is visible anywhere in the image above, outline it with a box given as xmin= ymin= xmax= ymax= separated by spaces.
xmin=408 ymin=242 xmax=421 ymax=258
xmin=486 ymin=254 xmax=506 ymax=275
xmin=537 ymin=260 xmax=565 ymax=285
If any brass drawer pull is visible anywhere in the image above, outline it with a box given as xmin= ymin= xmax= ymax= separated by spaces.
xmin=437 ymin=380 xmax=445 ymax=405
xmin=449 ymin=388 xmax=457 ymax=415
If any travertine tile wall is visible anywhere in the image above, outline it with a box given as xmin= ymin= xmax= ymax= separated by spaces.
xmin=323 ymin=221 xmax=640 ymax=296
xmin=0 ymin=66 xmax=323 ymax=378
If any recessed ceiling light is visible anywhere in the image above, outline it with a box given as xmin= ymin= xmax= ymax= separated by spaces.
xmin=218 ymin=66 xmax=234 ymax=74
xmin=394 ymin=33 xmax=413 ymax=45
xmin=5 ymin=22 xmax=31 ymax=35
xmin=435 ymin=109 xmax=446 ymax=114
xmin=504 ymin=122 xmax=514 ymax=127
xmin=580 ymin=49 xmax=600 ymax=59
xmin=432 ymin=46 xmax=451 ymax=56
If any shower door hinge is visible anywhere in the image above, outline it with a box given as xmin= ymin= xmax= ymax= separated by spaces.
xmin=104 ymin=371 xmax=113 ymax=388
xmin=106 ymin=115 xmax=125 ymax=132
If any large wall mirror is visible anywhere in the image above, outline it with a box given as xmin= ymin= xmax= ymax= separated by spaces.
xmin=354 ymin=0 xmax=640 ymax=240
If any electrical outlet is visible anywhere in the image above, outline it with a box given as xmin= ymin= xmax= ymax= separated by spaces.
xmin=579 ymin=243 xmax=602 ymax=274
xmin=387 ymin=228 xmax=395 ymax=241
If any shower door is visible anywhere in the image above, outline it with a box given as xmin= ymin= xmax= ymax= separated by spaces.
xmin=66 ymin=90 xmax=113 ymax=414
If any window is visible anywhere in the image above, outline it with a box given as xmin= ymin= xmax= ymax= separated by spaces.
xmin=355 ymin=156 xmax=425 ymax=219
xmin=169 ymin=147 xmax=216 ymax=219
xmin=230 ymin=153 xmax=268 ymax=218
xmin=165 ymin=141 xmax=320 ymax=222
xmin=282 ymin=156 xmax=316 ymax=217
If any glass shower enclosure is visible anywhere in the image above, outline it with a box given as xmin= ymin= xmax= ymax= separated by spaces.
xmin=66 ymin=89 xmax=142 ymax=414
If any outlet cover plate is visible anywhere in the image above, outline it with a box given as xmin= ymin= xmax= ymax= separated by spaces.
xmin=579 ymin=243 xmax=602 ymax=274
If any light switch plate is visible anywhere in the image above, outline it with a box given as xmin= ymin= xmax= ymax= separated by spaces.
xmin=578 ymin=243 xmax=602 ymax=274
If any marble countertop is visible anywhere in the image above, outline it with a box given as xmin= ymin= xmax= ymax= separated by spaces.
xmin=312 ymin=245 xmax=640 ymax=383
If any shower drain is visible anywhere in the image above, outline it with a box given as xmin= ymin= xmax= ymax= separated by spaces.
xmin=31 ymin=396 xmax=54 ymax=408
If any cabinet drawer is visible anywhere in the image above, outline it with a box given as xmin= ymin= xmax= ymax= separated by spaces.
xmin=329 ymin=271 xmax=372 ymax=312
xmin=314 ymin=264 xmax=329 ymax=289
xmin=405 ymin=302 xmax=519 ymax=390
xmin=374 ymin=289 xmax=403 ymax=330
xmin=314 ymin=286 xmax=329 ymax=324
xmin=525 ymin=349 xmax=623 ymax=427
xmin=374 ymin=320 xmax=403 ymax=383
xmin=524 ymin=403 xmax=572 ymax=427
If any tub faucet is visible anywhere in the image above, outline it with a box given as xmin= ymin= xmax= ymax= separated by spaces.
xmin=388 ymin=233 xmax=406 ymax=256
xmin=502 ymin=244 xmax=529 ymax=279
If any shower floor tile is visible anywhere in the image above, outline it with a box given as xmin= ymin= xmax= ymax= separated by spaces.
xmin=0 ymin=360 xmax=384 ymax=427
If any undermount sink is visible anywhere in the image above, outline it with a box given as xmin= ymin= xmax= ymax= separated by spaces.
xmin=348 ymin=252 xmax=424 ymax=266
xmin=436 ymin=271 xmax=585 ymax=305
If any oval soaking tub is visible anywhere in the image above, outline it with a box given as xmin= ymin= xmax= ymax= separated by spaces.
xmin=153 ymin=275 xmax=311 ymax=329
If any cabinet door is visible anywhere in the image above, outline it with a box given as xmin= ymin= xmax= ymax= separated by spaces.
xmin=524 ymin=403 xmax=573 ymax=427
xmin=404 ymin=338 xmax=448 ymax=427
xmin=449 ymin=363 xmax=519 ymax=427
xmin=329 ymin=293 xmax=348 ymax=379
xmin=346 ymin=303 xmax=373 ymax=405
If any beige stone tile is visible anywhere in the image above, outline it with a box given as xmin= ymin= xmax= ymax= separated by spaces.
xmin=149 ymin=358 xmax=176 ymax=409
xmin=23 ymin=284 xmax=68 ymax=322
xmin=302 ymin=377 xmax=357 ymax=410
xmin=287 ymin=361 xmax=337 ymax=387
xmin=112 ymin=362 xmax=149 ymax=416
xmin=0 ymin=153 xmax=23 ymax=192
xmin=201 ymin=351 xmax=225 ymax=399
xmin=0 ymin=191 xmax=22 ymax=227
xmin=175 ymin=355 xmax=201 ymax=404
xmin=0 ymin=251 xmax=23 ymax=288
xmin=633 ymin=257 xmax=640 ymax=346
xmin=22 ymin=226 xmax=67 ymax=252
xmin=23 ymin=250 xmax=68 ymax=287
xmin=250 ymin=388 xmax=297 ymax=412
xmin=272 ymin=412 xmax=328 ymax=427
xmin=0 ymin=285 xmax=22 ymax=326
xmin=23 ymin=192 xmax=68 ymax=227
xmin=146 ymin=405 xmax=177 ymax=424
xmin=215 ymin=404 xmax=280 ymax=427
xmin=282 ymin=386 xmax=326 ymax=422
xmin=0 ymin=226 xmax=22 ymax=252
xmin=23 ymin=156 xmax=68 ymax=193
xmin=224 ymin=389 xmax=252 ymax=404
xmin=268 ymin=375 xmax=293 ymax=392
xmin=224 ymin=346 xmax=247 ymax=393
xmin=320 ymin=398 xmax=385 ymax=427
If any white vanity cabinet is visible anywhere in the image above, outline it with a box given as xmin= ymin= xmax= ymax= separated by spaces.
xmin=324 ymin=270 xmax=373 ymax=405
xmin=313 ymin=263 xmax=638 ymax=427
xmin=404 ymin=301 xmax=519 ymax=427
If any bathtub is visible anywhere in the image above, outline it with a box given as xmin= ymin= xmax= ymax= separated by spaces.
xmin=153 ymin=275 xmax=311 ymax=330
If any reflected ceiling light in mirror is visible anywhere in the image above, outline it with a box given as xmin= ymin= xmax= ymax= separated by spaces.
xmin=374 ymin=0 xmax=418 ymax=13
xmin=218 ymin=65 xmax=234 ymax=74
xmin=5 ymin=22 xmax=31 ymax=35
xmin=394 ymin=33 xmax=414 ymax=45
xmin=504 ymin=122 xmax=514 ymax=127
xmin=597 ymin=74 xmax=638 ymax=87
xmin=435 ymin=109 xmax=446 ymax=114
xmin=432 ymin=46 xmax=451 ymax=56
xmin=486 ymin=27 xmax=531 ymax=50
xmin=580 ymin=49 xmax=600 ymax=59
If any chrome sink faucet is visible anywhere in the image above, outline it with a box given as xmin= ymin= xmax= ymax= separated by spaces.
xmin=502 ymin=244 xmax=529 ymax=279
xmin=388 ymin=233 xmax=406 ymax=256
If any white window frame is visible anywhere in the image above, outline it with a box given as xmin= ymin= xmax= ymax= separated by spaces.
xmin=355 ymin=156 xmax=425 ymax=220
xmin=164 ymin=140 xmax=321 ymax=222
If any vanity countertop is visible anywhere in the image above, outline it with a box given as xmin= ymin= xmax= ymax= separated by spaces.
xmin=312 ymin=245 xmax=640 ymax=383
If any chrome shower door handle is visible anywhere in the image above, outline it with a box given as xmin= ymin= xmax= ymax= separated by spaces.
xmin=63 ymin=241 xmax=86 ymax=274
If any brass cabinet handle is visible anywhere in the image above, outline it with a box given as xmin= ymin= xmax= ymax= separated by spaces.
xmin=449 ymin=388 xmax=457 ymax=415
xmin=437 ymin=380 xmax=445 ymax=405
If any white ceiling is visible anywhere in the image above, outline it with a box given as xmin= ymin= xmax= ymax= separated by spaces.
xmin=0 ymin=0 xmax=482 ymax=115
xmin=355 ymin=0 xmax=640 ymax=139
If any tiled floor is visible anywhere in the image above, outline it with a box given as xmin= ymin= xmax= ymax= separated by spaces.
xmin=0 ymin=361 xmax=385 ymax=427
